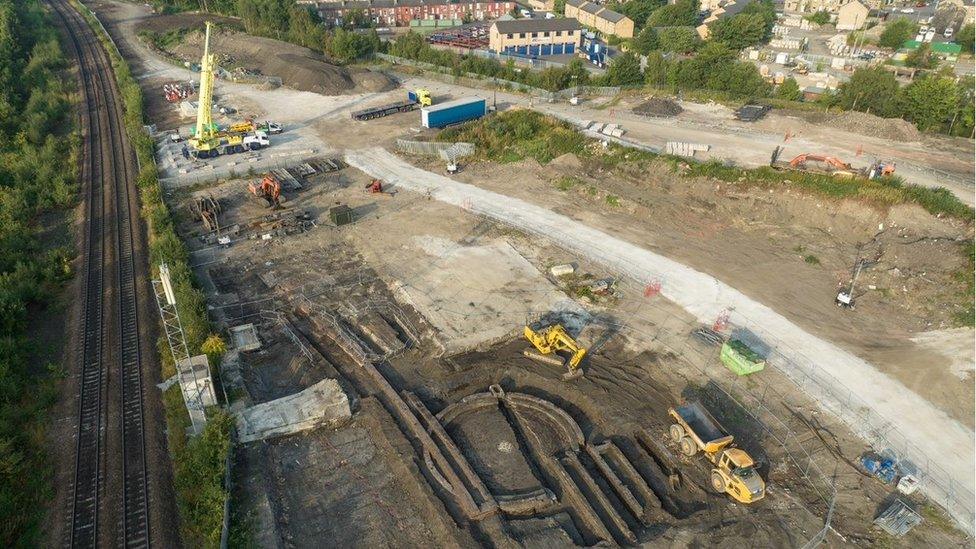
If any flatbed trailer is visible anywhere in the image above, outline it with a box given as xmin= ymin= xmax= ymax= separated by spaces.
xmin=351 ymin=100 xmax=418 ymax=121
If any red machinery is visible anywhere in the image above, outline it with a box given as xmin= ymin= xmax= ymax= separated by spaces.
xmin=365 ymin=179 xmax=394 ymax=196
xmin=249 ymin=175 xmax=281 ymax=208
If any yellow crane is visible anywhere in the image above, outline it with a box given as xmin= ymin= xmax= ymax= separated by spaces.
xmin=188 ymin=23 xmax=269 ymax=158
xmin=189 ymin=22 xmax=217 ymax=152
xmin=523 ymin=324 xmax=587 ymax=380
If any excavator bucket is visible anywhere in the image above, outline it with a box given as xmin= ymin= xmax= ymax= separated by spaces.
xmin=562 ymin=367 xmax=584 ymax=381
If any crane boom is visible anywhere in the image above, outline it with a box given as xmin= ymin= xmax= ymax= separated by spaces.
xmin=193 ymin=22 xmax=216 ymax=145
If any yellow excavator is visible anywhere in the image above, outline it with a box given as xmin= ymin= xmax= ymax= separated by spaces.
xmin=523 ymin=324 xmax=587 ymax=380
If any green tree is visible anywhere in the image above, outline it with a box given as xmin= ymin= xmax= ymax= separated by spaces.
xmin=201 ymin=334 xmax=227 ymax=368
xmin=710 ymin=13 xmax=768 ymax=49
xmin=951 ymin=76 xmax=975 ymax=137
xmin=646 ymin=0 xmax=698 ymax=27
xmin=658 ymin=26 xmax=700 ymax=52
xmin=878 ymin=17 xmax=917 ymax=49
xmin=834 ymin=66 xmax=900 ymax=116
xmin=554 ymin=0 xmax=566 ymax=15
xmin=776 ymin=76 xmax=802 ymax=101
xmin=324 ymin=27 xmax=376 ymax=62
xmin=739 ymin=0 xmax=776 ymax=38
xmin=643 ymin=50 xmax=672 ymax=87
xmin=905 ymin=42 xmax=936 ymax=68
xmin=286 ymin=4 xmax=324 ymax=49
xmin=898 ymin=74 xmax=957 ymax=131
xmin=611 ymin=0 xmax=666 ymax=28
xmin=805 ymin=10 xmax=830 ymax=26
xmin=605 ymin=51 xmax=644 ymax=85
xmin=344 ymin=8 xmax=371 ymax=28
xmin=958 ymin=23 xmax=974 ymax=55
xmin=632 ymin=25 xmax=659 ymax=54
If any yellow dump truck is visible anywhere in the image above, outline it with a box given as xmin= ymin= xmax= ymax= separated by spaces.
xmin=668 ymin=402 xmax=765 ymax=503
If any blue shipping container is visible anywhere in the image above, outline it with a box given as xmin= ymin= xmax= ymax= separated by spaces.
xmin=421 ymin=97 xmax=487 ymax=128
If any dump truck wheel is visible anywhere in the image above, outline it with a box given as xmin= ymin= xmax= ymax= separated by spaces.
xmin=711 ymin=471 xmax=727 ymax=493
xmin=679 ymin=437 xmax=696 ymax=456
xmin=669 ymin=424 xmax=684 ymax=443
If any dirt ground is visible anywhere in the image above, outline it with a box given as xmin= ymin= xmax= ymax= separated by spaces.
xmin=90 ymin=1 xmax=975 ymax=545
xmin=166 ymin=160 xmax=970 ymax=547
xmin=139 ymin=20 xmax=394 ymax=96
xmin=423 ymin=153 xmax=976 ymax=428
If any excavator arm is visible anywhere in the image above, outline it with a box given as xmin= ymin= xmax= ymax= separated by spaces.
xmin=523 ymin=324 xmax=587 ymax=380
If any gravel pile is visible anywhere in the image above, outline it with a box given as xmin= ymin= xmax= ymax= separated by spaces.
xmin=633 ymin=97 xmax=683 ymax=117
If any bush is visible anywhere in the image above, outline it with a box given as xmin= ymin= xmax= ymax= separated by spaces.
xmin=805 ymin=10 xmax=830 ymax=26
xmin=0 ymin=0 xmax=78 ymax=544
xmin=439 ymin=110 xmax=587 ymax=164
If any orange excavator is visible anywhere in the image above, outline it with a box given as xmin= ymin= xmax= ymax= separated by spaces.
xmin=771 ymin=147 xmax=895 ymax=179
xmin=249 ymin=175 xmax=281 ymax=209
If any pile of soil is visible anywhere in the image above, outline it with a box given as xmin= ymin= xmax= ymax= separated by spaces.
xmin=633 ymin=97 xmax=683 ymax=117
xmin=169 ymin=29 xmax=394 ymax=95
xmin=831 ymin=110 xmax=922 ymax=141
xmin=789 ymin=109 xmax=922 ymax=142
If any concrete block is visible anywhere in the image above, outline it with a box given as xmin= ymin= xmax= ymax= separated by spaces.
xmin=550 ymin=263 xmax=576 ymax=277
xmin=235 ymin=378 xmax=351 ymax=443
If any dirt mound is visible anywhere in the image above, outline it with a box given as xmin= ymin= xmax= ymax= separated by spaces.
xmin=170 ymin=29 xmax=394 ymax=95
xmin=633 ymin=97 xmax=683 ymax=117
xmin=788 ymin=109 xmax=921 ymax=142
xmin=549 ymin=153 xmax=582 ymax=170
xmin=832 ymin=110 xmax=921 ymax=141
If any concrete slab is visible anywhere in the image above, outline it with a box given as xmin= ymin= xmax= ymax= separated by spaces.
xmin=236 ymin=378 xmax=351 ymax=443
xmin=389 ymin=236 xmax=580 ymax=353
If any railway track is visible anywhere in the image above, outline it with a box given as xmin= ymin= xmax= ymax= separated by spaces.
xmin=47 ymin=0 xmax=150 ymax=546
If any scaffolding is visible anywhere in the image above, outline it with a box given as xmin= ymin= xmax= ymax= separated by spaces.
xmin=152 ymin=263 xmax=211 ymax=435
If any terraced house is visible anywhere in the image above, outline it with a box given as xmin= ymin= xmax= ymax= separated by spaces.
xmin=564 ymin=0 xmax=634 ymax=38
xmin=489 ymin=18 xmax=582 ymax=56
xmin=302 ymin=0 xmax=514 ymax=27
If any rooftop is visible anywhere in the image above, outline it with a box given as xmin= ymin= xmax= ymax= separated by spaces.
xmin=567 ymin=0 xmax=629 ymax=23
xmin=310 ymin=0 xmax=510 ymax=8
xmin=493 ymin=17 xmax=583 ymax=34
xmin=902 ymin=40 xmax=962 ymax=54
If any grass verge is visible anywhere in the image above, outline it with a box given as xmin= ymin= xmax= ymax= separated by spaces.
xmin=70 ymin=2 xmax=232 ymax=546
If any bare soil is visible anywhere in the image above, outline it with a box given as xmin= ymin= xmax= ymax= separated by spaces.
xmin=165 ymin=159 xmax=970 ymax=547
xmin=159 ymin=26 xmax=394 ymax=95
xmin=419 ymin=153 xmax=975 ymax=429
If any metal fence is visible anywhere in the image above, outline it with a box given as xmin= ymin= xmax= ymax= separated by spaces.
xmin=378 ymin=53 xmax=625 ymax=104
xmin=467 ymin=48 xmax=607 ymax=75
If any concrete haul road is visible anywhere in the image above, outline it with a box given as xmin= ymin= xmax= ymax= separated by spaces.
xmin=46 ymin=0 xmax=175 ymax=547
xmin=347 ymin=147 xmax=976 ymax=532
